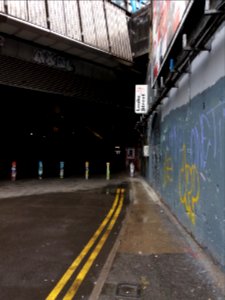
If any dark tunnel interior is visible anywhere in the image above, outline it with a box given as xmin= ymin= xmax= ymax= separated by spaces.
xmin=0 ymin=84 xmax=139 ymax=179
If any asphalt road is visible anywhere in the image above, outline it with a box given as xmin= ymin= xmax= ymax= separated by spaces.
xmin=0 ymin=181 xmax=129 ymax=300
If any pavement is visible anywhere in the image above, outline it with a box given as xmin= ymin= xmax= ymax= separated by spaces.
xmin=0 ymin=175 xmax=224 ymax=299
xmin=91 ymin=177 xmax=225 ymax=300
xmin=0 ymin=177 xmax=125 ymax=199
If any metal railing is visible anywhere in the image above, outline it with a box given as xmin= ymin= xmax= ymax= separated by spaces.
xmin=0 ymin=0 xmax=132 ymax=61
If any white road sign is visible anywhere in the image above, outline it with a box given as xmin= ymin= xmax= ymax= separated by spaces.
xmin=135 ymin=84 xmax=148 ymax=114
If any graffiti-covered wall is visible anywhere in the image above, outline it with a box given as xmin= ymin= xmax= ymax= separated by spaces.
xmin=148 ymin=23 xmax=225 ymax=268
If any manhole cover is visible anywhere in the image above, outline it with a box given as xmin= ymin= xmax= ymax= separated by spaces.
xmin=116 ymin=283 xmax=141 ymax=298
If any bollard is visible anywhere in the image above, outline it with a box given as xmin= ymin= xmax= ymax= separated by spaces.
xmin=129 ymin=161 xmax=135 ymax=177
xmin=85 ymin=161 xmax=89 ymax=180
xmin=106 ymin=162 xmax=110 ymax=180
xmin=38 ymin=160 xmax=43 ymax=179
xmin=11 ymin=161 xmax=16 ymax=181
xmin=60 ymin=161 xmax=64 ymax=179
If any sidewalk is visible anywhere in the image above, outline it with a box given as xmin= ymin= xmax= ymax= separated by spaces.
xmin=91 ymin=177 xmax=225 ymax=300
xmin=0 ymin=176 xmax=126 ymax=199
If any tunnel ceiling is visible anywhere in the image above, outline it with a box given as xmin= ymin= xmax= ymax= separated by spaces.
xmin=0 ymin=54 xmax=130 ymax=102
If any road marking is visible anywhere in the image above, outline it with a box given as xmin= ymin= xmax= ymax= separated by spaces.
xmin=46 ymin=188 xmax=121 ymax=300
xmin=63 ymin=189 xmax=125 ymax=300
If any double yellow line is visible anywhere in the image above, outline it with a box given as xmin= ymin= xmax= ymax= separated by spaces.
xmin=46 ymin=188 xmax=125 ymax=300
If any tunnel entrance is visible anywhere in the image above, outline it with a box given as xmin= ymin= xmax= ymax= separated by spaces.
xmin=0 ymin=84 xmax=139 ymax=179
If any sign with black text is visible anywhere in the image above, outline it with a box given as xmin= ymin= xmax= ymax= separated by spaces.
xmin=143 ymin=145 xmax=149 ymax=157
xmin=135 ymin=85 xmax=148 ymax=114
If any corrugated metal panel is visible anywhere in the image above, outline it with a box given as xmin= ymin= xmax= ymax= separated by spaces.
xmin=27 ymin=0 xmax=47 ymax=28
xmin=105 ymin=3 xmax=120 ymax=57
xmin=105 ymin=2 xmax=132 ymax=60
xmin=92 ymin=1 xmax=109 ymax=51
xmin=6 ymin=0 xmax=28 ymax=21
xmin=0 ymin=55 xmax=114 ymax=103
xmin=115 ymin=8 xmax=125 ymax=58
xmin=79 ymin=1 xmax=96 ymax=46
xmin=47 ymin=0 xmax=66 ymax=36
xmin=0 ymin=0 xmax=5 ymax=13
xmin=105 ymin=2 xmax=117 ymax=55
xmin=0 ymin=55 xmax=74 ymax=95
xmin=64 ymin=0 xmax=81 ymax=41
xmin=117 ymin=9 xmax=132 ymax=60
xmin=1 ymin=0 xmax=132 ymax=62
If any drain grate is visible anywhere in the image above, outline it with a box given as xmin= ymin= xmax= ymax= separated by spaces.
xmin=116 ymin=283 xmax=141 ymax=298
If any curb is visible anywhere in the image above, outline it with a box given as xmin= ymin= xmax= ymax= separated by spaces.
xmin=89 ymin=180 xmax=134 ymax=299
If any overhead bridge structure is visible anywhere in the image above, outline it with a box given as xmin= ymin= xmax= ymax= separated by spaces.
xmin=0 ymin=0 xmax=150 ymax=178
xmin=0 ymin=0 xmax=136 ymax=98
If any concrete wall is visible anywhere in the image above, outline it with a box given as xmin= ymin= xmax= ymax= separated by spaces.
xmin=147 ymin=23 xmax=225 ymax=269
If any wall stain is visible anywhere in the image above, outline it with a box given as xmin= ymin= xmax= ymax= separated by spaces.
xmin=163 ymin=153 xmax=173 ymax=187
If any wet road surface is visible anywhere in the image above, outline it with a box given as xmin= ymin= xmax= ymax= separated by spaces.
xmin=0 ymin=180 xmax=129 ymax=299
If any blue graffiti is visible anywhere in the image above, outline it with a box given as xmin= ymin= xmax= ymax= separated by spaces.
xmin=164 ymin=100 xmax=225 ymax=171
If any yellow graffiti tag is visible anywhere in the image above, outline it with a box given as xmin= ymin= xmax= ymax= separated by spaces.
xmin=178 ymin=144 xmax=200 ymax=224
xmin=163 ymin=154 xmax=173 ymax=187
